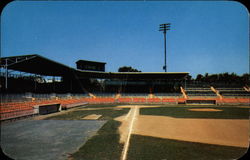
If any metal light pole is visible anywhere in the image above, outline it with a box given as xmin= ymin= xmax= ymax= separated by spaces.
xmin=159 ymin=23 xmax=171 ymax=72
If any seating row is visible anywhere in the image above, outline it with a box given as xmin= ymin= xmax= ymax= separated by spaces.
xmin=0 ymin=98 xmax=89 ymax=120
xmin=1 ymin=95 xmax=249 ymax=120
xmin=185 ymin=87 xmax=217 ymax=97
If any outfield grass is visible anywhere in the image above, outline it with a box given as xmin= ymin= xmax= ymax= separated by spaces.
xmin=83 ymin=104 xmax=120 ymax=108
xmin=45 ymin=108 xmax=130 ymax=120
xmin=140 ymin=106 xmax=249 ymax=119
xmin=127 ymin=135 xmax=247 ymax=160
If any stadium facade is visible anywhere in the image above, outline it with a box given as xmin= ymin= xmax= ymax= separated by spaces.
xmin=0 ymin=54 xmax=249 ymax=121
xmin=0 ymin=54 xmax=189 ymax=94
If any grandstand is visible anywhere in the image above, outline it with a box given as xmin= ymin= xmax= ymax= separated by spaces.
xmin=0 ymin=54 xmax=249 ymax=120
xmin=184 ymin=87 xmax=217 ymax=97
xmin=215 ymin=87 xmax=250 ymax=97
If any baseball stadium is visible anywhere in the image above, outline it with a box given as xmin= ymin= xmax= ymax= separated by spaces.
xmin=0 ymin=54 xmax=249 ymax=160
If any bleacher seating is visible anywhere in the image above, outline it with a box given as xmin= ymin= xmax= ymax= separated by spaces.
xmin=117 ymin=97 xmax=132 ymax=103
xmin=0 ymin=96 xmax=90 ymax=120
xmin=121 ymin=93 xmax=149 ymax=97
xmin=91 ymin=93 xmax=116 ymax=97
xmin=216 ymin=87 xmax=250 ymax=97
xmin=1 ymin=85 xmax=250 ymax=120
xmin=154 ymin=93 xmax=182 ymax=97
xmin=0 ymin=101 xmax=36 ymax=120
xmin=185 ymin=87 xmax=217 ymax=97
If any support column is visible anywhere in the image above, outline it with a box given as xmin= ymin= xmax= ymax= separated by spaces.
xmin=180 ymin=86 xmax=187 ymax=99
xmin=211 ymin=86 xmax=223 ymax=99
xmin=243 ymin=86 xmax=250 ymax=92
xmin=5 ymin=59 xmax=8 ymax=90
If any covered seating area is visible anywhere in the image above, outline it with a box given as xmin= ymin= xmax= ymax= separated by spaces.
xmin=0 ymin=54 xmax=189 ymax=120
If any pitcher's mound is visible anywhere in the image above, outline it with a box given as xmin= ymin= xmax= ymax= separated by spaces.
xmin=188 ymin=108 xmax=222 ymax=112
xmin=82 ymin=114 xmax=102 ymax=120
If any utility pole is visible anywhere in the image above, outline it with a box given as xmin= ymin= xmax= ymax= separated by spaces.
xmin=159 ymin=23 xmax=171 ymax=72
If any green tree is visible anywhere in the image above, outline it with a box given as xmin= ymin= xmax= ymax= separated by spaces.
xmin=118 ymin=66 xmax=141 ymax=72
xmin=196 ymin=74 xmax=203 ymax=81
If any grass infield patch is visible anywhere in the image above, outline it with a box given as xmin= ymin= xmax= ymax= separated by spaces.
xmin=140 ymin=106 xmax=249 ymax=119
xmin=127 ymin=135 xmax=247 ymax=160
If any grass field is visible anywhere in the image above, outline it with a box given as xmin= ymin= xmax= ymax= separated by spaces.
xmin=46 ymin=108 xmax=130 ymax=120
xmin=79 ymin=104 xmax=121 ymax=108
xmin=45 ymin=104 xmax=249 ymax=160
xmin=71 ymin=120 xmax=123 ymax=160
xmin=127 ymin=135 xmax=247 ymax=160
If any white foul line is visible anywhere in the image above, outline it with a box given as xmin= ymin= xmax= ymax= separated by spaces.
xmin=124 ymin=107 xmax=132 ymax=120
xmin=121 ymin=106 xmax=138 ymax=160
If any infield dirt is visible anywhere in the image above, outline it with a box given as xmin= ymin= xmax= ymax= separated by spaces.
xmin=116 ymin=105 xmax=249 ymax=148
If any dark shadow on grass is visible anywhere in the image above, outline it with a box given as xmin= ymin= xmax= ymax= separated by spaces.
xmin=127 ymin=135 xmax=248 ymax=160
xmin=140 ymin=106 xmax=249 ymax=119
xmin=44 ymin=108 xmax=130 ymax=160
xmin=71 ymin=120 xmax=124 ymax=160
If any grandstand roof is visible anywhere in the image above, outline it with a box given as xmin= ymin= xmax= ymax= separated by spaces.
xmin=0 ymin=54 xmax=75 ymax=76
xmin=0 ymin=54 xmax=189 ymax=80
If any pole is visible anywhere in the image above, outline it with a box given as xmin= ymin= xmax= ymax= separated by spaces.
xmin=159 ymin=23 xmax=170 ymax=73
xmin=34 ymin=74 xmax=37 ymax=92
xmin=164 ymin=31 xmax=167 ymax=72
xmin=5 ymin=59 xmax=8 ymax=90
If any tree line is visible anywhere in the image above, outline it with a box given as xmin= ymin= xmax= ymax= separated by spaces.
xmin=118 ymin=66 xmax=249 ymax=85
xmin=186 ymin=72 xmax=249 ymax=86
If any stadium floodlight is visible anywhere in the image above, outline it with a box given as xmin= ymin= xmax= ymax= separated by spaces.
xmin=159 ymin=23 xmax=171 ymax=72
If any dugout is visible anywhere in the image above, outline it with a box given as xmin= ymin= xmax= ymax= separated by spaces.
xmin=38 ymin=103 xmax=61 ymax=115
xmin=186 ymin=99 xmax=216 ymax=105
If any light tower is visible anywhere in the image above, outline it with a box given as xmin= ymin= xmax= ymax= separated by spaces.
xmin=159 ymin=23 xmax=171 ymax=72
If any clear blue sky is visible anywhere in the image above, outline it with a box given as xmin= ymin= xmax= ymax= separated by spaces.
xmin=1 ymin=1 xmax=249 ymax=78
